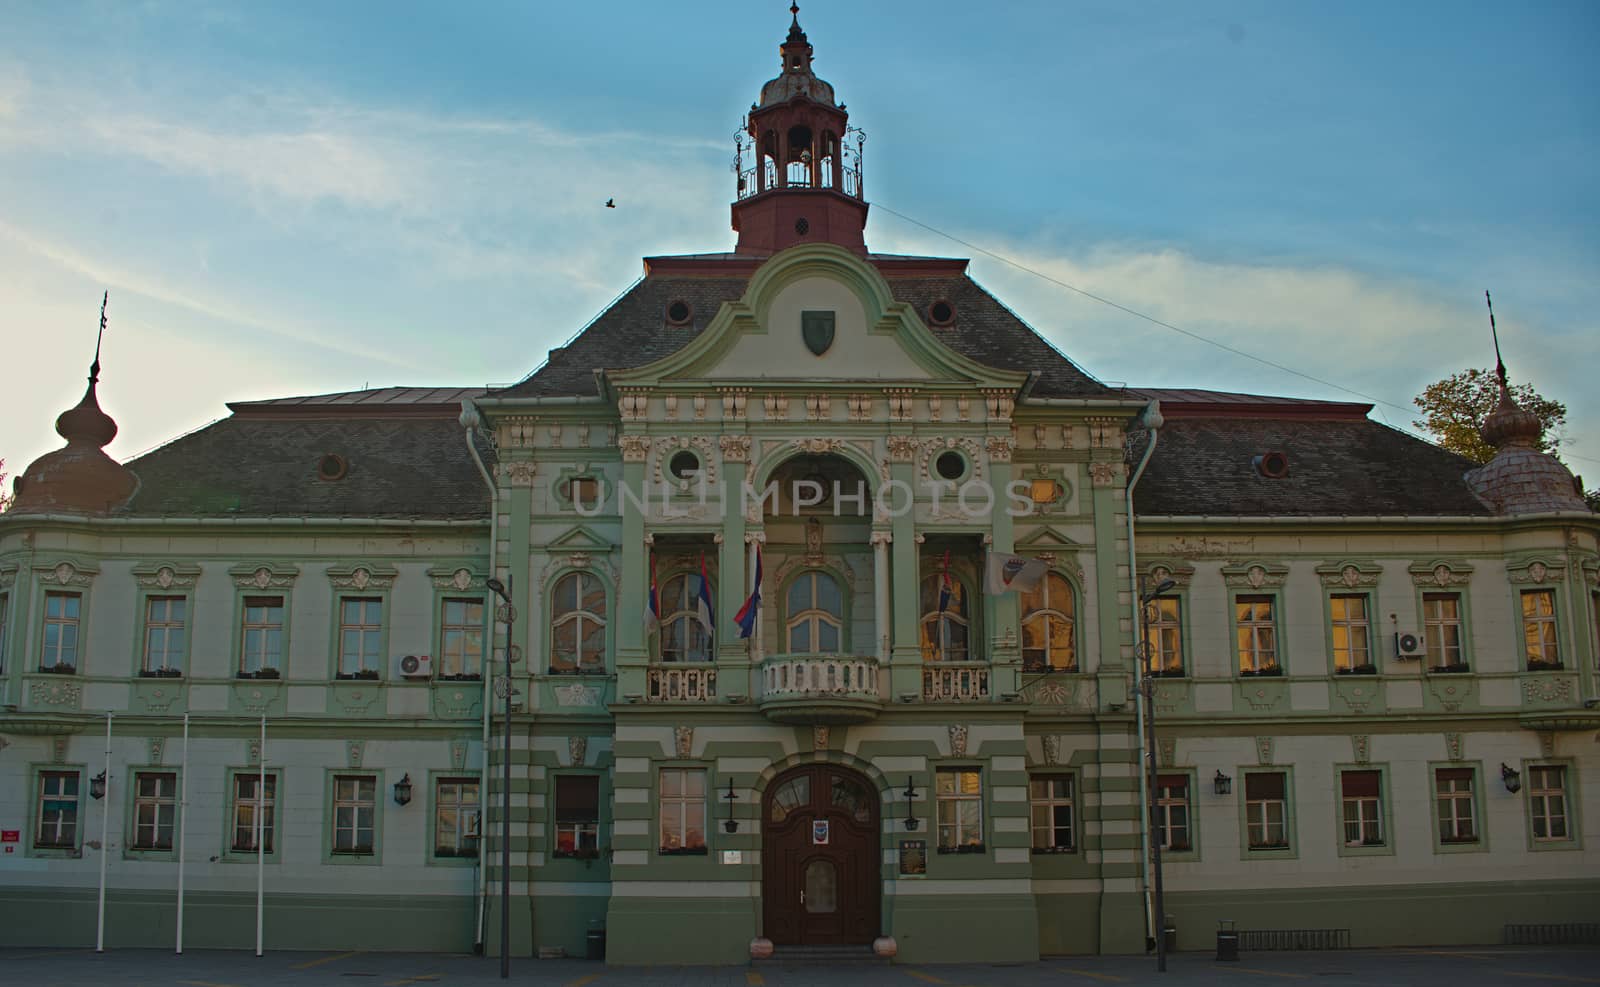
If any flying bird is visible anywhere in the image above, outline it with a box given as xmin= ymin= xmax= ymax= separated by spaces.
xmin=605 ymin=198 xmax=615 ymax=208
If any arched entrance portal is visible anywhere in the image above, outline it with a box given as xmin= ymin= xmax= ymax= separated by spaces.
xmin=762 ymin=763 xmax=881 ymax=946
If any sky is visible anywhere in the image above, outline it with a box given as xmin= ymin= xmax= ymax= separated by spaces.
xmin=2 ymin=0 xmax=1597 ymax=484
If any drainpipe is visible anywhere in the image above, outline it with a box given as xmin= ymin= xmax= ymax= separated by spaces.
xmin=461 ymin=402 xmax=497 ymax=955
xmin=1123 ymin=400 xmax=1163 ymax=951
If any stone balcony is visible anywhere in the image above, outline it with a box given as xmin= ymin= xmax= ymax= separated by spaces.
xmin=758 ymin=654 xmax=883 ymax=724
xmin=646 ymin=664 xmax=717 ymax=703
xmin=922 ymin=661 xmax=992 ymax=702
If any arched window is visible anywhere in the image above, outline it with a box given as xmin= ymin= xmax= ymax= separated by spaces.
xmin=919 ymin=573 xmax=970 ymax=662
xmin=1021 ymin=572 xmax=1076 ymax=671
xmin=659 ymin=572 xmax=713 ymax=663
xmin=551 ymin=571 xmax=607 ymax=673
xmin=786 ymin=571 xmax=843 ymax=654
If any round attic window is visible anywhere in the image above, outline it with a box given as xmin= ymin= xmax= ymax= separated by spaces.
xmin=666 ymin=299 xmax=693 ymax=326
xmin=1255 ymin=451 xmax=1290 ymax=479
xmin=317 ymin=453 xmax=348 ymax=482
xmin=669 ymin=450 xmax=701 ymax=481
xmin=935 ymin=450 xmax=967 ymax=482
xmin=927 ymin=299 xmax=956 ymax=326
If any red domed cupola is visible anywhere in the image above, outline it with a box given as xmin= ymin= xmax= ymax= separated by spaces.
xmin=731 ymin=4 xmax=868 ymax=255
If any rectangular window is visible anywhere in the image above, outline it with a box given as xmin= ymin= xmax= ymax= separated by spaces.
xmin=142 ymin=596 xmax=187 ymax=674
xmin=1422 ymin=592 xmax=1466 ymax=669
xmin=1155 ymin=774 xmax=1191 ymax=851
xmin=1245 ymin=772 xmax=1289 ymax=850
xmin=937 ymin=768 xmax=984 ymax=852
xmin=1341 ymin=770 xmax=1383 ymax=846
xmin=332 ymin=775 xmax=377 ymax=854
xmin=0 ymin=592 xmax=9 ymax=673
xmin=232 ymin=773 xmax=276 ymax=853
xmin=439 ymin=598 xmax=485 ymax=679
xmin=1028 ymin=774 xmax=1074 ymax=852
xmin=1435 ymin=767 xmax=1477 ymax=844
xmin=337 ymin=598 xmax=383 ymax=678
xmin=658 ymin=768 xmax=707 ymax=854
xmin=1235 ymin=596 xmax=1278 ymax=675
xmin=1149 ymin=598 xmax=1184 ymax=675
xmin=1528 ymin=765 xmax=1570 ymax=842
xmin=35 ymin=770 xmax=80 ymax=849
xmin=554 ymin=775 xmax=601 ymax=857
xmin=434 ymin=777 xmax=480 ymax=858
xmin=240 ymin=596 xmax=285 ymax=676
xmin=40 ymin=591 xmax=82 ymax=672
xmin=132 ymin=771 xmax=178 ymax=850
xmin=1330 ymin=594 xmax=1373 ymax=672
xmin=1521 ymin=589 xmax=1561 ymax=669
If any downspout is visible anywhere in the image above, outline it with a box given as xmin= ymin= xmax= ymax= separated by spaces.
xmin=1123 ymin=400 xmax=1163 ymax=950
xmin=461 ymin=401 xmax=496 ymax=955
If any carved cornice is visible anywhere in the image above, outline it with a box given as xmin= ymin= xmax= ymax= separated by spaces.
xmin=132 ymin=561 xmax=203 ymax=591
xmin=1507 ymin=557 xmax=1565 ymax=585
xmin=1143 ymin=560 xmax=1196 ymax=588
xmin=1315 ymin=560 xmax=1382 ymax=589
xmin=1087 ymin=461 xmax=1122 ymax=488
xmin=619 ymin=434 xmax=651 ymax=462
xmin=985 ymin=435 xmax=1015 ymax=463
xmin=229 ymin=563 xmax=301 ymax=591
xmin=33 ymin=558 xmax=99 ymax=587
xmin=1222 ymin=561 xmax=1290 ymax=590
xmin=326 ymin=563 xmax=398 ymax=592
xmin=428 ymin=565 xmax=487 ymax=593
xmin=719 ymin=434 xmax=752 ymax=463
xmin=885 ymin=435 xmax=918 ymax=463
xmin=1409 ymin=559 xmax=1474 ymax=587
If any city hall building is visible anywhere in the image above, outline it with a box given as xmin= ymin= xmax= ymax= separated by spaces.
xmin=1 ymin=10 xmax=1596 ymax=966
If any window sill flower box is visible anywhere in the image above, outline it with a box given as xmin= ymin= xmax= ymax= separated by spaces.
xmin=236 ymin=668 xmax=282 ymax=680
xmin=37 ymin=663 xmax=77 ymax=675
xmin=139 ymin=667 xmax=184 ymax=679
xmin=1335 ymin=665 xmax=1378 ymax=676
xmin=1429 ymin=664 xmax=1470 ymax=674
xmin=1525 ymin=660 xmax=1565 ymax=672
xmin=657 ymin=846 xmax=708 ymax=856
xmin=1239 ymin=666 xmax=1283 ymax=678
xmin=936 ymin=843 xmax=987 ymax=855
xmin=336 ymin=670 xmax=382 ymax=681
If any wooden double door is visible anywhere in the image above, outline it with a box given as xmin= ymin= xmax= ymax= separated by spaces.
xmin=761 ymin=764 xmax=880 ymax=946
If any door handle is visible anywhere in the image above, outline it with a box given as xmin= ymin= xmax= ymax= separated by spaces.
xmin=800 ymin=889 xmax=806 ymax=905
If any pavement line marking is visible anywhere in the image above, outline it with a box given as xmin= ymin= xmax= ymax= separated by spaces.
xmin=905 ymin=972 xmax=951 ymax=985
xmin=747 ymin=972 xmax=766 ymax=986
xmin=383 ymin=976 xmax=441 ymax=987
xmin=1057 ymin=969 xmax=1130 ymax=983
xmin=292 ymin=949 xmax=359 ymax=970
xmin=1505 ymin=974 xmax=1600 ymax=984
xmin=565 ymin=974 xmax=605 ymax=987
xmin=1229 ymin=967 xmax=1310 ymax=980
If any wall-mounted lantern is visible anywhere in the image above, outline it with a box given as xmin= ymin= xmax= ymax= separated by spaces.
xmin=1213 ymin=770 xmax=1233 ymax=797
xmin=722 ymin=777 xmax=739 ymax=834
xmin=393 ymin=773 xmax=413 ymax=806
xmin=1500 ymin=763 xmax=1522 ymax=794
xmin=90 ymin=771 xmax=107 ymax=801
xmin=901 ymin=776 xmax=921 ymax=831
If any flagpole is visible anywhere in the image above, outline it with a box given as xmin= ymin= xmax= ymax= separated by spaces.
xmin=255 ymin=715 xmax=265 ymax=957
xmin=176 ymin=712 xmax=189 ymax=954
xmin=95 ymin=711 xmax=112 ymax=952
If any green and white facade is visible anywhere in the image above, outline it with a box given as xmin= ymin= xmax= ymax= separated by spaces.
xmin=1 ymin=10 xmax=1597 ymax=964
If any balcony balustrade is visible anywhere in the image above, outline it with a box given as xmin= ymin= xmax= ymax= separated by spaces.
xmin=646 ymin=663 xmax=717 ymax=703
xmin=922 ymin=661 xmax=991 ymax=702
xmin=758 ymin=654 xmax=883 ymax=724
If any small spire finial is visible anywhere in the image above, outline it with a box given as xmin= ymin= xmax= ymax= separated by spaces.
xmin=1485 ymin=289 xmax=1505 ymax=388
xmin=91 ymin=290 xmax=108 ymax=382
xmin=791 ymin=2 xmax=800 ymax=20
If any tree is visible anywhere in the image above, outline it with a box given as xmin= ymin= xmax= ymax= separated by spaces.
xmin=0 ymin=458 xmax=10 ymax=512
xmin=1413 ymin=368 xmax=1567 ymax=466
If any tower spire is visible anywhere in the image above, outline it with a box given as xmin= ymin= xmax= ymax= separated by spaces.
xmin=92 ymin=290 xmax=107 ymax=382
xmin=1486 ymin=290 xmax=1505 ymax=388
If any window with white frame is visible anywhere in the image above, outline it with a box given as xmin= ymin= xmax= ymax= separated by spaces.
xmin=439 ymin=598 xmax=485 ymax=678
xmin=434 ymin=777 xmax=479 ymax=858
xmin=919 ymin=571 xmax=970 ymax=662
xmin=1245 ymin=772 xmax=1289 ymax=849
xmin=337 ymin=597 xmax=383 ymax=678
xmin=1528 ymin=765 xmax=1570 ymax=841
xmin=1028 ymin=774 xmax=1074 ymax=852
xmin=1329 ymin=593 xmax=1373 ymax=672
xmin=658 ymin=768 xmax=707 ymax=854
xmin=131 ymin=771 xmax=177 ymax=850
xmin=1021 ymin=572 xmax=1076 ymax=671
xmin=786 ymin=571 xmax=843 ymax=654
xmin=1435 ymin=767 xmax=1477 ymax=844
xmin=240 ymin=596 xmax=284 ymax=676
xmin=40 ymin=591 xmax=82 ymax=672
xmin=1521 ymin=589 xmax=1561 ymax=669
xmin=332 ymin=775 xmax=377 ymax=854
xmin=659 ymin=573 xmax=713 ymax=662
xmin=1235 ymin=596 xmax=1278 ymax=675
xmin=554 ymin=775 xmax=600 ymax=857
xmin=34 ymin=770 xmax=80 ymax=849
xmin=936 ymin=768 xmax=984 ymax=852
xmin=1422 ymin=592 xmax=1466 ymax=670
xmin=1341 ymin=770 xmax=1384 ymax=846
xmin=1154 ymin=774 xmax=1191 ymax=851
xmin=551 ymin=571 xmax=607 ymax=673
xmin=1147 ymin=597 xmax=1184 ymax=675
xmin=232 ymin=773 xmax=276 ymax=853
xmin=142 ymin=596 xmax=187 ymax=674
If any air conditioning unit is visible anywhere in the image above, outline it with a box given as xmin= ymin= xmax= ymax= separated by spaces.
xmin=394 ymin=654 xmax=434 ymax=679
xmin=1394 ymin=632 xmax=1425 ymax=661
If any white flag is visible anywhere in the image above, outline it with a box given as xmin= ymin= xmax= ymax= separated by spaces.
xmin=985 ymin=552 xmax=1048 ymax=595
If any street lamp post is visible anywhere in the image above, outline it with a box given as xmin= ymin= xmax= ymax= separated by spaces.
xmin=1139 ymin=575 xmax=1176 ymax=973
xmin=485 ymin=575 xmax=517 ymax=980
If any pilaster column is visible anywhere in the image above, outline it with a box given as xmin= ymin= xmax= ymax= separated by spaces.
xmin=617 ymin=432 xmax=649 ymax=699
xmin=871 ymin=529 xmax=892 ymax=663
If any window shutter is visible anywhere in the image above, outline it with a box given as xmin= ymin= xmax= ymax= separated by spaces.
xmin=555 ymin=775 xmax=600 ymax=823
xmin=1246 ymin=772 xmax=1285 ymax=800
xmin=1341 ymin=770 xmax=1380 ymax=798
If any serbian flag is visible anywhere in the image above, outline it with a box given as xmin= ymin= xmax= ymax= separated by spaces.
xmin=694 ymin=554 xmax=715 ymax=638
xmin=984 ymin=551 xmax=1048 ymax=595
xmin=735 ymin=548 xmax=762 ymax=639
xmin=937 ymin=550 xmax=954 ymax=615
xmin=642 ymin=554 xmax=660 ymax=634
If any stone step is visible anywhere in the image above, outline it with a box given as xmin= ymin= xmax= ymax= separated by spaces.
xmin=755 ymin=944 xmax=890 ymax=966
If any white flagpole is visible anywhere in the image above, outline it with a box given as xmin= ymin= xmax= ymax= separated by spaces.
xmin=176 ymin=712 xmax=189 ymax=954
xmin=95 ymin=711 xmax=112 ymax=952
xmin=255 ymin=715 xmax=265 ymax=957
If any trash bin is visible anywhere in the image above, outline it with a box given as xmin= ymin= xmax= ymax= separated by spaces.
xmin=585 ymin=922 xmax=606 ymax=961
xmin=1163 ymin=916 xmax=1177 ymax=954
xmin=1216 ymin=919 xmax=1239 ymax=962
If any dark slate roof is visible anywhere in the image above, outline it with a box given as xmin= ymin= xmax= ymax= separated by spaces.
xmin=124 ymin=416 xmax=494 ymax=519
xmin=1132 ymin=416 xmax=1492 ymax=517
xmin=229 ymin=386 xmax=485 ymax=411
xmin=492 ymin=261 xmax=1111 ymax=399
